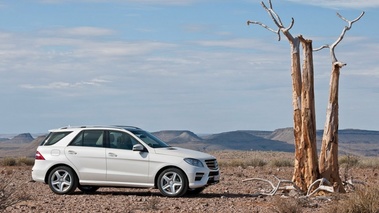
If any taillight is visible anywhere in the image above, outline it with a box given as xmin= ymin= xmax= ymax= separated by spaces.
xmin=35 ymin=151 xmax=45 ymax=160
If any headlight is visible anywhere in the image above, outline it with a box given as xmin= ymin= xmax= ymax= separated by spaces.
xmin=184 ymin=158 xmax=204 ymax=167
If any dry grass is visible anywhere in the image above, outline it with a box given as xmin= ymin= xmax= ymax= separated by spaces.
xmin=214 ymin=150 xmax=293 ymax=169
xmin=0 ymin=169 xmax=32 ymax=211
xmin=327 ymin=184 xmax=379 ymax=213
xmin=0 ymin=157 xmax=34 ymax=166
xmin=270 ymin=159 xmax=293 ymax=167
xmin=219 ymin=158 xmax=267 ymax=168
xmin=270 ymin=196 xmax=304 ymax=213
xmin=339 ymin=155 xmax=379 ymax=169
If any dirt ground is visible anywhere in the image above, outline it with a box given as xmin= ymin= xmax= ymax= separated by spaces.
xmin=1 ymin=152 xmax=378 ymax=213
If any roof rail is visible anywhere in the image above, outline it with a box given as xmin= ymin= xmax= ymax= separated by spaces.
xmin=58 ymin=125 xmax=141 ymax=130
xmin=58 ymin=125 xmax=109 ymax=129
xmin=111 ymin=125 xmax=141 ymax=129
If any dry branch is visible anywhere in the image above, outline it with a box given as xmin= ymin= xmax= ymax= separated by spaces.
xmin=247 ymin=0 xmax=296 ymax=43
xmin=314 ymin=12 xmax=365 ymax=63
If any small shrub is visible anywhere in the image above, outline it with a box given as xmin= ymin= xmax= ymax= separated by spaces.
xmin=270 ymin=159 xmax=293 ymax=167
xmin=0 ymin=157 xmax=35 ymax=167
xmin=228 ymin=160 xmax=246 ymax=168
xmin=217 ymin=160 xmax=227 ymax=168
xmin=1 ymin=157 xmax=17 ymax=166
xmin=220 ymin=158 xmax=267 ymax=168
xmin=246 ymin=158 xmax=267 ymax=167
xmin=270 ymin=197 xmax=303 ymax=213
xmin=339 ymin=155 xmax=360 ymax=167
xmin=17 ymin=157 xmax=35 ymax=166
xmin=0 ymin=172 xmax=31 ymax=211
xmin=328 ymin=185 xmax=379 ymax=213
xmin=358 ymin=158 xmax=379 ymax=169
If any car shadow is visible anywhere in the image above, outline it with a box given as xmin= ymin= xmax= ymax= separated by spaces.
xmin=71 ymin=190 xmax=261 ymax=198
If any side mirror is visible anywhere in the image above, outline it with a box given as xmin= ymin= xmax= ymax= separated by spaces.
xmin=132 ymin=144 xmax=145 ymax=152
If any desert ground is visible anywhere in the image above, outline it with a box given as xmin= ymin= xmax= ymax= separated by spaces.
xmin=1 ymin=151 xmax=378 ymax=213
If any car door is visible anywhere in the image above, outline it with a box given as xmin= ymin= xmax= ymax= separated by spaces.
xmin=106 ymin=130 xmax=150 ymax=186
xmin=65 ymin=130 xmax=106 ymax=182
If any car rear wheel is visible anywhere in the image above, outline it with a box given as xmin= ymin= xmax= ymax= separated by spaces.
xmin=157 ymin=168 xmax=188 ymax=197
xmin=48 ymin=166 xmax=78 ymax=194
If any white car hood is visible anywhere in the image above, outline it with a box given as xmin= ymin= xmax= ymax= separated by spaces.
xmin=154 ymin=147 xmax=214 ymax=159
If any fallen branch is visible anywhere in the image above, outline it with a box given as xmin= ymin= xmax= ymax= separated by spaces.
xmin=243 ymin=175 xmax=300 ymax=196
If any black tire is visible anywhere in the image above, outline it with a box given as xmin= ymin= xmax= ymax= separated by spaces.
xmin=186 ymin=187 xmax=205 ymax=196
xmin=78 ymin=185 xmax=100 ymax=194
xmin=48 ymin=166 xmax=78 ymax=195
xmin=157 ymin=168 xmax=188 ymax=197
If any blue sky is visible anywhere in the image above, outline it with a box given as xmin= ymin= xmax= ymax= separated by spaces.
xmin=0 ymin=0 xmax=378 ymax=134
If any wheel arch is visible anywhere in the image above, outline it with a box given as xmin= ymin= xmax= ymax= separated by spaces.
xmin=154 ymin=166 xmax=188 ymax=188
xmin=44 ymin=163 xmax=79 ymax=184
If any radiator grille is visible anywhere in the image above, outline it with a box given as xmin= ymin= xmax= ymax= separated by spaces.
xmin=205 ymin=159 xmax=218 ymax=170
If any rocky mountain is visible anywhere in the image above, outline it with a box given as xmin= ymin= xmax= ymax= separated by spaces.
xmin=267 ymin=128 xmax=294 ymax=144
xmin=0 ymin=135 xmax=46 ymax=157
xmin=153 ymin=130 xmax=203 ymax=143
xmin=202 ymin=131 xmax=294 ymax=152
xmin=0 ymin=133 xmax=34 ymax=144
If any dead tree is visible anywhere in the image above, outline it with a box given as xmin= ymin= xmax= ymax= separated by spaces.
xmin=300 ymin=37 xmax=319 ymax=189
xmin=315 ymin=12 xmax=365 ymax=192
xmin=247 ymin=0 xmax=318 ymax=191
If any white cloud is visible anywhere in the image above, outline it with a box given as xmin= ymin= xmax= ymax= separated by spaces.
xmin=193 ymin=38 xmax=285 ymax=52
xmin=73 ymin=41 xmax=175 ymax=58
xmin=44 ymin=27 xmax=116 ymax=37
xmin=38 ymin=0 xmax=199 ymax=6
xmin=20 ymin=78 xmax=110 ymax=89
xmin=286 ymin=0 xmax=379 ymax=9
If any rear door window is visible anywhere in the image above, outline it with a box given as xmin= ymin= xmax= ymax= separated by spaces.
xmin=70 ymin=130 xmax=104 ymax=147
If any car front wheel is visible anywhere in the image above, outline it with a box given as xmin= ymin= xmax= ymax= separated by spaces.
xmin=48 ymin=166 xmax=78 ymax=194
xmin=157 ymin=168 xmax=188 ymax=197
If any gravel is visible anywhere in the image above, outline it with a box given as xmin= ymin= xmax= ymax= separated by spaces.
xmin=2 ymin=161 xmax=377 ymax=212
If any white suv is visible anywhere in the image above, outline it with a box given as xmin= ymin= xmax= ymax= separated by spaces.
xmin=32 ymin=126 xmax=219 ymax=197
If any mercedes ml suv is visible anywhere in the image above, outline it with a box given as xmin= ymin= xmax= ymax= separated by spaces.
xmin=31 ymin=126 xmax=220 ymax=197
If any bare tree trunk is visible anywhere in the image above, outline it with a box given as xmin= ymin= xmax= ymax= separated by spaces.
xmin=319 ymin=63 xmax=345 ymax=192
xmin=315 ymin=12 xmax=364 ymax=193
xmin=289 ymin=38 xmax=307 ymax=191
xmin=300 ymin=37 xmax=319 ymax=187
xmin=246 ymin=0 xmax=320 ymax=191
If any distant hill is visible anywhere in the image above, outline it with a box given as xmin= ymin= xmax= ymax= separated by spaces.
xmin=0 ymin=133 xmax=34 ymax=144
xmin=1 ymin=128 xmax=379 ymax=158
xmin=267 ymin=128 xmax=294 ymax=144
xmin=11 ymin=133 xmax=34 ymax=144
xmin=202 ymin=131 xmax=294 ymax=152
xmin=153 ymin=130 xmax=203 ymax=143
xmin=0 ymin=134 xmax=45 ymax=157
xmin=256 ymin=127 xmax=379 ymax=156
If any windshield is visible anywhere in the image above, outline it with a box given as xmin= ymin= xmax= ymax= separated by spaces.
xmin=129 ymin=129 xmax=170 ymax=148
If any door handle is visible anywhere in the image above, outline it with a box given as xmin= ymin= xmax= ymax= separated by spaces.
xmin=68 ymin=150 xmax=77 ymax=155
xmin=108 ymin=152 xmax=117 ymax=157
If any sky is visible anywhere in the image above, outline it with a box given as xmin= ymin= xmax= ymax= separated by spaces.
xmin=0 ymin=0 xmax=378 ymax=134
